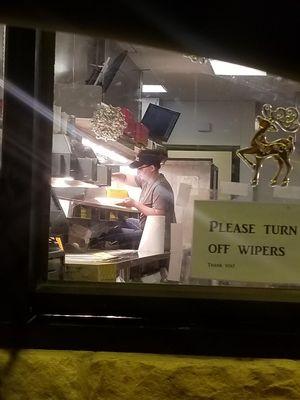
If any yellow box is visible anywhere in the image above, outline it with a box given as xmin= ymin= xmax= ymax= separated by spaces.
xmin=106 ymin=188 xmax=129 ymax=199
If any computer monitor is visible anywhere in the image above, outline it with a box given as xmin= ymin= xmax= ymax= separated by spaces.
xmin=141 ymin=104 xmax=180 ymax=143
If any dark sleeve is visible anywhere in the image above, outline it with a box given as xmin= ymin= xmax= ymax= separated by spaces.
xmin=152 ymin=184 xmax=174 ymax=212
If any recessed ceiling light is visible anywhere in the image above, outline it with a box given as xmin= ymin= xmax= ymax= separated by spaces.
xmin=142 ymin=84 xmax=167 ymax=93
xmin=210 ymin=59 xmax=266 ymax=76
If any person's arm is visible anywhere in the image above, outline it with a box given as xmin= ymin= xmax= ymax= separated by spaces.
xmin=111 ymin=172 xmax=139 ymax=187
xmin=120 ymin=198 xmax=165 ymax=216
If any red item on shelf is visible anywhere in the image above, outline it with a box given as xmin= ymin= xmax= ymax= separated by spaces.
xmin=134 ymin=122 xmax=149 ymax=146
xmin=121 ymin=107 xmax=136 ymax=138
xmin=120 ymin=107 xmax=149 ymax=146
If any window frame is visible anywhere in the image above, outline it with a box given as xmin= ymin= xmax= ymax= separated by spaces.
xmin=2 ymin=25 xmax=300 ymax=358
xmin=0 ymin=27 xmax=55 ymax=323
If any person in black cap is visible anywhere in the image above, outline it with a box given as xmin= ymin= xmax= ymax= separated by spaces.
xmin=108 ymin=149 xmax=176 ymax=250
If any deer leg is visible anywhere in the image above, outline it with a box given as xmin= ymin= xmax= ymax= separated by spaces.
xmin=236 ymin=147 xmax=256 ymax=170
xmin=270 ymin=155 xmax=283 ymax=186
xmin=281 ymin=154 xmax=293 ymax=186
xmin=251 ymin=157 xmax=263 ymax=186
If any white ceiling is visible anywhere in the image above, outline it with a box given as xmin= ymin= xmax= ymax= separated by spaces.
xmin=120 ymin=41 xmax=300 ymax=105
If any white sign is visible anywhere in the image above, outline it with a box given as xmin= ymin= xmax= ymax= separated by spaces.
xmin=191 ymin=201 xmax=300 ymax=284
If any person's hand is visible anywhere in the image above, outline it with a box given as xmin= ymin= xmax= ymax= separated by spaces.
xmin=116 ymin=198 xmax=136 ymax=208
xmin=111 ymin=172 xmax=126 ymax=183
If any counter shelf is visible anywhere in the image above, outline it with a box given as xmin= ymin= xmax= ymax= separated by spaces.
xmin=61 ymin=250 xmax=170 ymax=283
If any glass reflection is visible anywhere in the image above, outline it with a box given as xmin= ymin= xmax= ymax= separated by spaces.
xmin=49 ymin=32 xmax=300 ymax=288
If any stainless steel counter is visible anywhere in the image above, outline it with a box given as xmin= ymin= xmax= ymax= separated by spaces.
xmin=59 ymin=196 xmax=138 ymax=214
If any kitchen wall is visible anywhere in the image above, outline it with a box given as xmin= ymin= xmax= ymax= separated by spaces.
xmin=163 ymin=100 xmax=255 ymax=147
xmin=163 ymin=99 xmax=255 ymax=187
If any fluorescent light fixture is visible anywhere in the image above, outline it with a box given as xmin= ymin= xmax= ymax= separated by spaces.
xmin=210 ymin=59 xmax=266 ymax=76
xmin=142 ymin=84 xmax=167 ymax=93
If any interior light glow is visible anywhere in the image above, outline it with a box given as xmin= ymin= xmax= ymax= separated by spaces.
xmin=51 ymin=177 xmax=98 ymax=188
xmin=142 ymin=84 xmax=167 ymax=93
xmin=58 ymin=199 xmax=71 ymax=217
xmin=82 ymin=138 xmax=130 ymax=164
xmin=210 ymin=59 xmax=266 ymax=76
xmin=119 ymin=165 xmax=137 ymax=176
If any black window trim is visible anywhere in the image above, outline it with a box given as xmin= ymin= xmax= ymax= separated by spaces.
xmin=2 ymin=25 xmax=300 ymax=358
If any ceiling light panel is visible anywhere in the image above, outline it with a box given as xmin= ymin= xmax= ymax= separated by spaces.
xmin=210 ymin=60 xmax=266 ymax=76
xmin=142 ymin=84 xmax=167 ymax=93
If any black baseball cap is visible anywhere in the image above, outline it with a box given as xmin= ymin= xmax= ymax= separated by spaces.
xmin=129 ymin=149 xmax=166 ymax=169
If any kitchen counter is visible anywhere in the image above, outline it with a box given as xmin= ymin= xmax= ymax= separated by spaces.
xmin=63 ymin=249 xmax=170 ymax=282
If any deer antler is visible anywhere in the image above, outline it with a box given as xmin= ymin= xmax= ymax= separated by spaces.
xmin=261 ymin=104 xmax=300 ymax=133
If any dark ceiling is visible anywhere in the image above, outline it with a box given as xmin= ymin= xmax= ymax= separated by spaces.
xmin=120 ymin=42 xmax=300 ymax=105
xmin=0 ymin=2 xmax=300 ymax=83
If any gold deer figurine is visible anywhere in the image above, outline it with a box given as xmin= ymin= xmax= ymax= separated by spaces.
xmin=236 ymin=104 xmax=300 ymax=187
